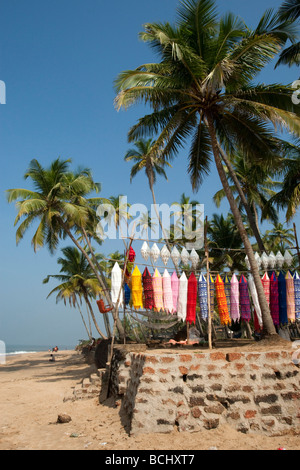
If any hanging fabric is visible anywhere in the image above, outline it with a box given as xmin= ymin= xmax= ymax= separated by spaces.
xmin=223 ymin=275 xmax=231 ymax=313
xmin=230 ymin=273 xmax=240 ymax=321
xmin=209 ymin=275 xmax=215 ymax=315
xmin=162 ymin=269 xmax=174 ymax=314
xmin=111 ymin=262 xmax=123 ymax=308
xmin=261 ymin=272 xmax=270 ymax=306
xmin=171 ymin=271 xmax=179 ymax=313
xmin=239 ymin=275 xmax=251 ymax=322
xmin=286 ymin=271 xmax=296 ymax=323
xmin=131 ymin=265 xmax=143 ymax=310
xmin=215 ymin=275 xmax=231 ymax=325
xmin=293 ymin=272 xmax=300 ymax=320
xmin=198 ymin=273 xmax=208 ymax=321
xmin=248 ymin=274 xmax=263 ymax=328
xmin=142 ymin=267 xmax=154 ymax=310
xmin=177 ymin=272 xmax=188 ymax=321
xmin=270 ymin=272 xmax=280 ymax=326
xmin=124 ymin=283 xmax=131 ymax=306
xmin=125 ymin=246 xmax=136 ymax=277
xmin=186 ymin=272 xmax=197 ymax=325
xmin=152 ymin=268 xmax=164 ymax=312
xmin=278 ymin=271 xmax=288 ymax=325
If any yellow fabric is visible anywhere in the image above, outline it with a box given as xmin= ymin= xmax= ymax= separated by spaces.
xmin=131 ymin=266 xmax=143 ymax=310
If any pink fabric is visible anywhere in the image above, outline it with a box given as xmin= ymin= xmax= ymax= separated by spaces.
xmin=171 ymin=271 xmax=179 ymax=313
xmin=286 ymin=271 xmax=296 ymax=322
xmin=261 ymin=272 xmax=270 ymax=306
xmin=230 ymin=273 xmax=240 ymax=321
xmin=152 ymin=269 xmax=164 ymax=312
xmin=162 ymin=270 xmax=174 ymax=314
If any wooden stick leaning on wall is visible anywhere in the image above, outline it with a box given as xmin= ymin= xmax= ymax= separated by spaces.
xmin=205 ymin=216 xmax=212 ymax=350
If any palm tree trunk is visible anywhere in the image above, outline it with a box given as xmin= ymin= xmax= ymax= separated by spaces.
xmin=206 ymin=113 xmax=277 ymax=337
xmin=81 ymin=227 xmax=112 ymax=338
xmin=82 ymin=290 xmax=107 ymax=340
xmin=217 ymin=144 xmax=266 ymax=253
xmin=58 ymin=218 xmax=125 ymax=340
xmin=76 ymin=299 xmax=92 ymax=339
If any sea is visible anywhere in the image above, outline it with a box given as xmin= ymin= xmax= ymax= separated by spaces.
xmin=2 ymin=344 xmax=75 ymax=357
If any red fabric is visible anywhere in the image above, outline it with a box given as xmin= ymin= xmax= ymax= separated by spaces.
xmin=186 ymin=272 xmax=197 ymax=325
xmin=142 ymin=267 xmax=155 ymax=310
xmin=125 ymin=246 xmax=136 ymax=276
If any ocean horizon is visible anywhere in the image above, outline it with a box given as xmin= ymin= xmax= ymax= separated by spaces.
xmin=3 ymin=344 xmax=76 ymax=356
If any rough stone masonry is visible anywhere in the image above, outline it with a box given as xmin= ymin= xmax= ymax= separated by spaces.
xmin=109 ymin=347 xmax=300 ymax=436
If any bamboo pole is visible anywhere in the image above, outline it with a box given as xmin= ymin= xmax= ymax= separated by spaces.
xmin=205 ymin=217 xmax=212 ymax=350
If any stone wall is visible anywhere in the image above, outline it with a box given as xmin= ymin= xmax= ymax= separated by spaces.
xmin=111 ymin=348 xmax=300 ymax=436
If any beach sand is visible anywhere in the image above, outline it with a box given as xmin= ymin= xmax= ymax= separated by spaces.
xmin=0 ymin=348 xmax=299 ymax=451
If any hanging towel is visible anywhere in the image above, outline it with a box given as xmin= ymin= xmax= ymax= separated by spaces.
xmin=171 ymin=271 xmax=179 ymax=313
xmin=278 ymin=271 xmax=288 ymax=325
xmin=162 ymin=269 xmax=174 ymax=314
xmin=186 ymin=272 xmax=198 ymax=325
xmin=131 ymin=265 xmax=143 ymax=310
xmin=152 ymin=269 xmax=164 ymax=312
xmin=223 ymin=275 xmax=231 ymax=312
xmin=198 ymin=273 xmax=208 ymax=321
xmin=293 ymin=272 xmax=300 ymax=320
xmin=142 ymin=267 xmax=154 ymax=310
xmin=215 ymin=275 xmax=231 ymax=325
xmin=248 ymin=274 xmax=263 ymax=328
xmin=270 ymin=272 xmax=280 ymax=326
xmin=286 ymin=271 xmax=296 ymax=323
xmin=230 ymin=273 xmax=240 ymax=321
xmin=177 ymin=272 xmax=188 ymax=321
xmin=239 ymin=275 xmax=251 ymax=322
xmin=111 ymin=262 xmax=123 ymax=308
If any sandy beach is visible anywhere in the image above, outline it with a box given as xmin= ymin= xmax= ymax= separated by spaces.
xmin=0 ymin=348 xmax=299 ymax=451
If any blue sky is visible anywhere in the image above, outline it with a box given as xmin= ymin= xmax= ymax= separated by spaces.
xmin=0 ymin=0 xmax=299 ymax=348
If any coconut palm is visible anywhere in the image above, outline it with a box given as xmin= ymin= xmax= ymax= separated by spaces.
xmin=268 ymin=144 xmax=300 ymax=222
xmin=124 ymin=138 xmax=179 ymax=270
xmin=115 ymin=0 xmax=300 ymax=336
xmin=43 ymin=246 xmax=108 ymax=339
xmin=207 ymin=213 xmax=246 ymax=271
xmin=276 ymin=0 xmax=300 ymax=67
xmin=6 ymin=158 xmax=125 ymax=339
xmin=213 ymin=154 xmax=280 ymax=242
xmin=262 ymin=222 xmax=295 ymax=253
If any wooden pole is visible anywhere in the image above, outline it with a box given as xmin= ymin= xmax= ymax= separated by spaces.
xmin=293 ymin=223 xmax=300 ymax=267
xmin=205 ymin=217 xmax=212 ymax=350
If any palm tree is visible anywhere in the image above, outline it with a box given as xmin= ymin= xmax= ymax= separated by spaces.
xmin=276 ymin=0 xmax=300 ymax=67
xmin=207 ymin=213 xmax=245 ymax=271
xmin=43 ymin=246 xmax=108 ymax=339
xmin=213 ymin=153 xmax=280 ymax=244
xmin=268 ymin=144 xmax=300 ymax=222
xmin=262 ymin=222 xmax=295 ymax=253
xmin=6 ymin=158 xmax=125 ymax=339
xmin=115 ymin=0 xmax=300 ymax=336
xmin=124 ymin=138 xmax=178 ymax=270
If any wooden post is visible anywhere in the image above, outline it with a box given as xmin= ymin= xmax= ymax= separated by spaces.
xmin=293 ymin=223 xmax=300 ymax=267
xmin=205 ymin=217 xmax=212 ymax=350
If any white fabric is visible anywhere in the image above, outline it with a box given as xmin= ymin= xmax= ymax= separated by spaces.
xmin=111 ymin=262 xmax=123 ymax=308
xmin=177 ymin=272 xmax=188 ymax=321
xmin=248 ymin=274 xmax=263 ymax=327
